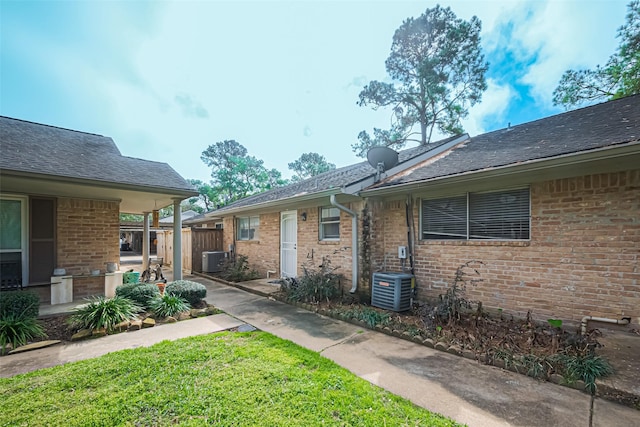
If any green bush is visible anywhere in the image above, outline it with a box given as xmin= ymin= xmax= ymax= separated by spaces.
xmin=69 ymin=296 xmax=141 ymax=332
xmin=219 ymin=255 xmax=260 ymax=282
xmin=0 ymin=312 xmax=46 ymax=351
xmin=281 ymin=259 xmax=343 ymax=304
xmin=165 ymin=280 xmax=207 ymax=305
xmin=149 ymin=294 xmax=191 ymax=318
xmin=0 ymin=291 xmax=40 ymax=319
xmin=115 ymin=283 xmax=160 ymax=309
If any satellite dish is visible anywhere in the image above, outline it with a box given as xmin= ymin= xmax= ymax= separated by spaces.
xmin=367 ymin=146 xmax=399 ymax=171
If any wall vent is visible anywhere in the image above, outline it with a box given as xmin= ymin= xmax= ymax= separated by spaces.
xmin=371 ymin=272 xmax=413 ymax=312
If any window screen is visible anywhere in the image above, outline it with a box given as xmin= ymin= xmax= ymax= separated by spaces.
xmin=320 ymin=207 xmax=340 ymax=240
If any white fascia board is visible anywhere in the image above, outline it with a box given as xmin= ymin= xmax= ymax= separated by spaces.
xmin=341 ymin=134 xmax=470 ymax=195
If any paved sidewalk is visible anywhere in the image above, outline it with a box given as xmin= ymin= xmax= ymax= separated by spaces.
xmin=195 ymin=276 xmax=639 ymax=427
xmin=0 ymin=314 xmax=244 ymax=378
xmin=4 ymin=272 xmax=639 ymax=427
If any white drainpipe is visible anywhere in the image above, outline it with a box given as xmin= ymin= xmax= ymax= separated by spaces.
xmin=581 ymin=316 xmax=631 ymax=335
xmin=330 ymin=195 xmax=358 ymax=293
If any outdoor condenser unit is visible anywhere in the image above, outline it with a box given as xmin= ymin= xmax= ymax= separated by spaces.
xmin=202 ymin=251 xmax=228 ymax=273
xmin=371 ymin=272 xmax=414 ymax=312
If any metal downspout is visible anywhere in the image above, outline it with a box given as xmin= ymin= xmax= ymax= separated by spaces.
xmin=330 ymin=195 xmax=358 ymax=293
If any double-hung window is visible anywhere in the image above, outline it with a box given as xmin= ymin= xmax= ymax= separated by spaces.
xmin=236 ymin=216 xmax=259 ymax=240
xmin=319 ymin=207 xmax=340 ymax=240
xmin=421 ymin=188 xmax=530 ymax=240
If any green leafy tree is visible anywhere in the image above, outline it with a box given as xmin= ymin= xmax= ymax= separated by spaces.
xmin=553 ymin=1 xmax=640 ymax=108
xmin=288 ymin=152 xmax=336 ymax=182
xmin=201 ymin=140 xmax=287 ymax=204
xmin=354 ymin=5 xmax=488 ymax=157
xmin=187 ymin=179 xmax=219 ymax=211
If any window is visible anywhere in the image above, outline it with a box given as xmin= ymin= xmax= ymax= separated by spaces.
xmin=236 ymin=216 xmax=259 ymax=240
xmin=421 ymin=188 xmax=530 ymax=240
xmin=319 ymin=207 xmax=340 ymax=240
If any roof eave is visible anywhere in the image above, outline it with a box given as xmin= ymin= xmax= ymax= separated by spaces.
xmin=360 ymin=142 xmax=640 ymax=197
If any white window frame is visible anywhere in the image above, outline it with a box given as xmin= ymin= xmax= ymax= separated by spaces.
xmin=421 ymin=187 xmax=530 ymax=241
xmin=236 ymin=216 xmax=259 ymax=241
xmin=319 ymin=206 xmax=340 ymax=240
xmin=0 ymin=195 xmax=29 ymax=285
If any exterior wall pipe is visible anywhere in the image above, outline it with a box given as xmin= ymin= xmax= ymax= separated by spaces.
xmin=581 ymin=316 xmax=631 ymax=335
xmin=330 ymin=195 xmax=358 ymax=293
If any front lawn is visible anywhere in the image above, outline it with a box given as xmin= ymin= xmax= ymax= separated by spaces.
xmin=0 ymin=331 xmax=461 ymax=426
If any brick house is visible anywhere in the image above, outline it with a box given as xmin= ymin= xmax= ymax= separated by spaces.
xmin=0 ymin=117 xmax=197 ymax=303
xmin=204 ymin=95 xmax=640 ymax=326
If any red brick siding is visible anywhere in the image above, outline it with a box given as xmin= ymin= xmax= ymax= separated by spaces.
xmin=370 ymin=170 xmax=640 ymax=325
xmin=56 ymin=198 xmax=120 ymax=276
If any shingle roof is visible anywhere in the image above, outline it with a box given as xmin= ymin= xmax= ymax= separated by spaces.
xmin=0 ymin=116 xmax=195 ymax=192
xmin=374 ymin=95 xmax=640 ymax=187
xmin=213 ymin=136 xmax=459 ymax=213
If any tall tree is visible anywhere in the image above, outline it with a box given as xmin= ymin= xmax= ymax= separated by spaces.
xmin=553 ymin=1 xmax=640 ymax=108
xmin=353 ymin=5 xmax=488 ymax=157
xmin=187 ymin=179 xmax=219 ymax=211
xmin=288 ymin=152 xmax=336 ymax=182
xmin=201 ymin=140 xmax=287 ymax=205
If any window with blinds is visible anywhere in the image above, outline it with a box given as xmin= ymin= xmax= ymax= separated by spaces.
xmin=422 ymin=188 xmax=530 ymax=241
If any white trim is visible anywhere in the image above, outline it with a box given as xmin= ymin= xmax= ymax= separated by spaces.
xmin=0 ymin=194 xmax=29 ymax=285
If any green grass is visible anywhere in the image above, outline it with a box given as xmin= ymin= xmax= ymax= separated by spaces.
xmin=0 ymin=332 xmax=461 ymax=426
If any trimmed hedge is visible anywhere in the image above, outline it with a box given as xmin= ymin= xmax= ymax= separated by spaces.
xmin=0 ymin=291 xmax=40 ymax=319
xmin=165 ymin=280 xmax=207 ymax=305
xmin=115 ymin=283 xmax=160 ymax=309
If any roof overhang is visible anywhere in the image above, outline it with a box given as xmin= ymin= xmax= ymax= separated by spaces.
xmin=0 ymin=170 xmax=198 ymax=214
xmin=360 ymin=142 xmax=640 ymax=199
xmin=203 ymin=188 xmax=362 ymax=219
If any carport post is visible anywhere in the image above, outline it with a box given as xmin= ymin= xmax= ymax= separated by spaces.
xmin=142 ymin=212 xmax=150 ymax=270
xmin=172 ymin=199 xmax=182 ymax=280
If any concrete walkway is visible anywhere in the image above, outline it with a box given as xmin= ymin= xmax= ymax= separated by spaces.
xmin=3 ymin=273 xmax=639 ymax=427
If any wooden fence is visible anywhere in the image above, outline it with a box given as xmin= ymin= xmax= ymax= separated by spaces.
xmin=157 ymin=228 xmax=223 ymax=273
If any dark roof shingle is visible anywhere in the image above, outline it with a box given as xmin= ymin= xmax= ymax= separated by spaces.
xmin=0 ymin=116 xmax=194 ymax=191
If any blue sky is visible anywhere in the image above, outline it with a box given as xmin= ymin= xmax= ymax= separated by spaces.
xmin=1 ymin=0 xmax=629 ymax=183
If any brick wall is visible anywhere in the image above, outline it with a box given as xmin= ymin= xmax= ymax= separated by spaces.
xmin=369 ymin=170 xmax=640 ymax=325
xmin=224 ymin=202 xmax=360 ymax=291
xmin=56 ymin=198 xmax=120 ymax=275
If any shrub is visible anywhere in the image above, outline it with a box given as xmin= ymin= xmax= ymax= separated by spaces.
xmin=165 ymin=280 xmax=207 ymax=305
xmin=115 ymin=283 xmax=160 ymax=309
xmin=0 ymin=291 xmax=40 ymax=319
xmin=281 ymin=258 xmax=343 ymax=304
xmin=219 ymin=255 xmax=260 ymax=282
xmin=149 ymin=294 xmax=191 ymax=318
xmin=338 ymin=306 xmax=390 ymax=328
xmin=0 ymin=312 xmax=46 ymax=351
xmin=69 ymin=296 xmax=141 ymax=332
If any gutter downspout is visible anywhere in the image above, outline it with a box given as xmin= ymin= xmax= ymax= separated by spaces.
xmin=581 ymin=316 xmax=631 ymax=335
xmin=330 ymin=195 xmax=358 ymax=293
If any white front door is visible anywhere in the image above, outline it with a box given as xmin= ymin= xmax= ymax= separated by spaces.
xmin=280 ymin=211 xmax=297 ymax=278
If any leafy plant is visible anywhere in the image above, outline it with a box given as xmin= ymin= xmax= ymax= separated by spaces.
xmin=0 ymin=312 xmax=46 ymax=351
xmin=149 ymin=294 xmax=191 ymax=318
xmin=115 ymin=283 xmax=160 ymax=309
xmin=165 ymin=280 xmax=207 ymax=305
xmin=219 ymin=255 xmax=260 ymax=282
xmin=281 ymin=257 xmax=344 ymax=304
xmin=562 ymin=354 xmax=614 ymax=394
xmin=418 ymin=261 xmax=483 ymax=329
xmin=338 ymin=306 xmax=390 ymax=328
xmin=0 ymin=291 xmax=40 ymax=319
xmin=69 ymin=296 xmax=141 ymax=332
xmin=547 ymin=319 xmax=563 ymax=329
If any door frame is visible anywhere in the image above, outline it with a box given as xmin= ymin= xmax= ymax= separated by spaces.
xmin=280 ymin=210 xmax=297 ymax=278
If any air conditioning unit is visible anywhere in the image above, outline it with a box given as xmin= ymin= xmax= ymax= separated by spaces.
xmin=371 ymin=272 xmax=414 ymax=312
xmin=202 ymin=251 xmax=228 ymax=273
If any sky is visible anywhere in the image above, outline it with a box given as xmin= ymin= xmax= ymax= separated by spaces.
xmin=1 ymin=0 xmax=630 ymax=183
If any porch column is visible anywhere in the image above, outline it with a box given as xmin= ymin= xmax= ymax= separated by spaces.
xmin=143 ymin=212 xmax=150 ymax=270
xmin=172 ymin=199 xmax=183 ymax=280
